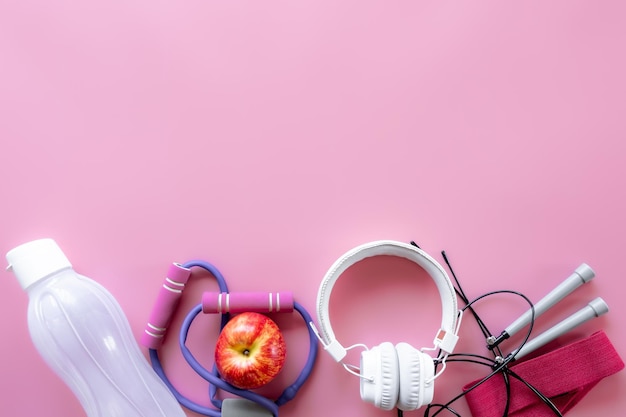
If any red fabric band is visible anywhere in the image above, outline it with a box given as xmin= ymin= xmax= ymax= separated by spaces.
xmin=463 ymin=331 xmax=624 ymax=416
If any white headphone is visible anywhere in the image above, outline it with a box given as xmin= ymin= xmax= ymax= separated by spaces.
xmin=314 ymin=240 xmax=460 ymax=411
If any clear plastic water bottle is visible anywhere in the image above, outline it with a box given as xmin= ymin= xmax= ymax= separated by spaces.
xmin=6 ymin=238 xmax=186 ymax=417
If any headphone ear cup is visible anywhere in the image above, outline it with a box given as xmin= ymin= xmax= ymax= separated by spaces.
xmin=395 ymin=343 xmax=435 ymax=411
xmin=360 ymin=342 xmax=399 ymax=411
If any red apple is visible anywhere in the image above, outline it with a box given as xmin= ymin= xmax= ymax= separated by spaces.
xmin=215 ymin=312 xmax=286 ymax=389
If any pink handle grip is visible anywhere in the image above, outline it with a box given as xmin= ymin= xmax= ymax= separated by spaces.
xmin=141 ymin=263 xmax=192 ymax=349
xmin=202 ymin=291 xmax=294 ymax=314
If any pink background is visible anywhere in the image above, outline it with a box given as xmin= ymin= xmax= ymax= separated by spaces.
xmin=1 ymin=1 xmax=625 ymax=416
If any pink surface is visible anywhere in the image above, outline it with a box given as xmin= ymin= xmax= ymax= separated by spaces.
xmin=1 ymin=1 xmax=625 ymax=416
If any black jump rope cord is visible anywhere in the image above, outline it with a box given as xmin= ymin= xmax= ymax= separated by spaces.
xmin=397 ymin=244 xmax=564 ymax=417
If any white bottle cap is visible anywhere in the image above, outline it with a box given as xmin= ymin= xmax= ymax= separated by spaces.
xmin=6 ymin=239 xmax=72 ymax=290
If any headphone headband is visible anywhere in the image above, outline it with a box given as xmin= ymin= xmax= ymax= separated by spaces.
xmin=316 ymin=240 xmax=459 ymax=362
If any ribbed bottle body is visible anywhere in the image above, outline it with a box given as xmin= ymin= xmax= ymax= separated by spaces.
xmin=26 ymin=269 xmax=185 ymax=417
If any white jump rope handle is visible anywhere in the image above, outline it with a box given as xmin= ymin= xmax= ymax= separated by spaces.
xmin=514 ymin=297 xmax=608 ymax=360
xmin=489 ymin=264 xmax=594 ymax=348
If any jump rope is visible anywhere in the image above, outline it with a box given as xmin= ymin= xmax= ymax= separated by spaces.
xmin=144 ymin=246 xmax=610 ymax=417
xmin=414 ymin=242 xmax=554 ymax=417
xmin=407 ymin=240 xmax=614 ymax=417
